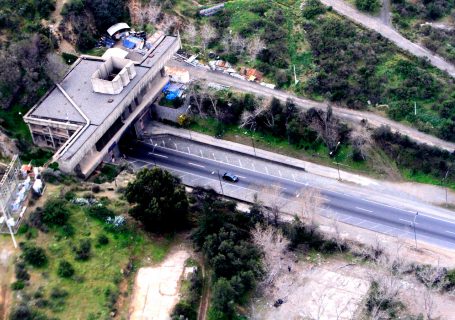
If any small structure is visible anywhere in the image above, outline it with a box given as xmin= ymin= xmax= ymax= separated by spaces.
xmin=102 ymin=48 xmax=129 ymax=60
xmin=165 ymin=66 xmax=190 ymax=84
xmin=107 ymin=22 xmax=131 ymax=40
xmin=91 ymin=57 xmax=137 ymax=95
xmin=199 ymin=3 xmax=225 ymax=16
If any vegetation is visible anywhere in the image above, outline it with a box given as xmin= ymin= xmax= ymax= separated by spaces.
xmin=125 ymin=167 xmax=189 ymax=233
xmin=191 ymin=188 xmax=263 ymax=318
xmin=355 ymin=0 xmax=381 ymax=13
xmin=171 ymin=260 xmax=203 ymax=320
xmin=9 ymin=190 xmax=172 ymax=320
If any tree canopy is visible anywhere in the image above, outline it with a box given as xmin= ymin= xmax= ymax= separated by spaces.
xmin=125 ymin=168 xmax=189 ymax=232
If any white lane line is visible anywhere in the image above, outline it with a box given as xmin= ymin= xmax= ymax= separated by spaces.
xmin=265 ymin=166 xmax=269 ymax=175
xmin=399 ymin=218 xmax=411 ymax=224
xmin=174 ymin=142 xmax=178 ymax=149
xmin=225 ymin=155 xmax=229 ymax=163
xmin=188 ymin=162 xmax=205 ymax=168
xmin=187 ymin=147 xmax=191 ymax=154
xmin=239 ymin=159 xmax=243 ymax=167
xmin=237 ymin=175 xmax=247 ymax=179
xmin=212 ymin=153 xmax=216 ymax=160
xmin=252 ymin=163 xmax=256 ymax=171
xmin=200 ymin=150 xmax=203 ymax=157
xmin=147 ymin=152 xmax=168 ymax=158
xmin=292 ymin=174 xmax=296 ymax=182
xmin=446 ymin=231 xmax=455 ymax=235
xmin=355 ymin=207 xmax=373 ymax=213
xmin=278 ymin=170 xmax=282 ymax=177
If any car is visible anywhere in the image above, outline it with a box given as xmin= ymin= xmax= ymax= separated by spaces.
xmin=222 ymin=172 xmax=239 ymax=182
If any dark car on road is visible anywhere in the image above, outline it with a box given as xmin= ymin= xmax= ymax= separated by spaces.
xmin=222 ymin=172 xmax=239 ymax=182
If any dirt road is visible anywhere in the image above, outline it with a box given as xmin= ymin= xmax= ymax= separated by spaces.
xmin=319 ymin=0 xmax=455 ymax=78
xmin=170 ymin=60 xmax=455 ymax=152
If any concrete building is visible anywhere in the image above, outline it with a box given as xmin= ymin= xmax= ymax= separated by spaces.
xmin=24 ymin=35 xmax=180 ymax=177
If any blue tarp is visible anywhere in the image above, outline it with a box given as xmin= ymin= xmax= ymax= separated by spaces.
xmin=161 ymin=81 xmax=171 ymax=93
xmin=122 ymin=38 xmax=135 ymax=49
xmin=166 ymin=92 xmax=178 ymax=100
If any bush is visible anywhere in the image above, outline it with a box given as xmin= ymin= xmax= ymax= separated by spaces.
xmin=172 ymin=302 xmax=197 ymax=320
xmin=97 ymin=234 xmax=109 ymax=246
xmin=86 ymin=204 xmax=114 ymax=221
xmin=57 ymin=260 xmax=75 ymax=278
xmin=355 ymin=0 xmax=380 ymax=13
xmin=15 ymin=261 xmax=30 ymax=281
xmin=11 ymin=280 xmax=25 ymax=291
xmin=74 ymin=239 xmax=91 ymax=261
xmin=21 ymin=243 xmax=48 ymax=267
xmin=42 ymin=199 xmax=71 ymax=226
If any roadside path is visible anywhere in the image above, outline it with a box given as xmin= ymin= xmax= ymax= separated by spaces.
xmin=319 ymin=0 xmax=455 ymax=78
xmin=170 ymin=60 xmax=455 ymax=152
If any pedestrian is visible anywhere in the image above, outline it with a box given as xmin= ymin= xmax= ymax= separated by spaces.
xmin=288 ymin=266 xmax=291 ymax=272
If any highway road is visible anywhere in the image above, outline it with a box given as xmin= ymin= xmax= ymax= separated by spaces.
xmin=124 ymin=140 xmax=455 ymax=249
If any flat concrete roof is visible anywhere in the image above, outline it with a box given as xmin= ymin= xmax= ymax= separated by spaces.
xmin=30 ymin=59 xmax=149 ymax=125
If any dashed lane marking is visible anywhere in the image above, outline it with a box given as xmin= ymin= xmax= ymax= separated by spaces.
xmin=188 ymin=162 xmax=205 ymax=168
xmin=355 ymin=207 xmax=373 ymax=213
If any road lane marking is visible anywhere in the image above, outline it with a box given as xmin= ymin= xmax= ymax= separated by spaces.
xmin=237 ymin=175 xmax=246 ymax=179
xmin=278 ymin=170 xmax=282 ymax=177
xmin=212 ymin=153 xmax=216 ymax=160
xmin=265 ymin=166 xmax=269 ymax=175
xmin=355 ymin=207 xmax=373 ymax=213
xmin=446 ymin=231 xmax=455 ymax=235
xmin=239 ymin=159 xmax=243 ymax=167
xmin=399 ymin=218 xmax=413 ymax=224
xmin=187 ymin=147 xmax=191 ymax=154
xmin=153 ymin=154 xmax=168 ymax=159
xmin=200 ymin=150 xmax=203 ymax=157
xmin=188 ymin=162 xmax=205 ymax=168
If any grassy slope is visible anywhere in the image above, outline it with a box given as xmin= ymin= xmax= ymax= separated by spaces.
xmin=14 ymin=186 xmax=172 ymax=320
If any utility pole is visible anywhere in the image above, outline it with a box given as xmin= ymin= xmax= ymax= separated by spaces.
xmin=151 ymin=143 xmax=158 ymax=167
xmin=293 ymin=65 xmax=299 ymax=85
xmin=413 ymin=212 xmax=419 ymax=249
xmin=251 ymin=129 xmax=257 ymax=157
xmin=212 ymin=170 xmax=224 ymax=195
xmin=442 ymin=168 xmax=450 ymax=207
xmin=329 ymin=141 xmax=341 ymax=181
xmin=414 ymin=101 xmax=417 ymax=116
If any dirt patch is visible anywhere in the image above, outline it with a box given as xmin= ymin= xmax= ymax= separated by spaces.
xmin=251 ymin=261 xmax=370 ymax=320
xmin=129 ymin=249 xmax=190 ymax=320
xmin=0 ymin=244 xmax=15 ymax=320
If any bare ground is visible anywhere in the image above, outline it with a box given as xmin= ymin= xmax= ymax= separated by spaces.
xmin=129 ymin=248 xmax=191 ymax=320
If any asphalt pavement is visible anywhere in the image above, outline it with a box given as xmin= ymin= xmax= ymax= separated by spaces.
xmin=123 ymin=139 xmax=455 ymax=249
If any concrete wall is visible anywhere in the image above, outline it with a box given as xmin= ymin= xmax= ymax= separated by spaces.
xmin=91 ymin=58 xmax=137 ymax=95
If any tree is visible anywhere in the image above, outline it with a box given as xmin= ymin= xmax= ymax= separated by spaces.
xmin=45 ymin=53 xmax=69 ymax=84
xmin=75 ymin=238 xmax=91 ymax=261
xmin=211 ymin=278 xmax=236 ymax=314
xmin=200 ymin=23 xmax=217 ymax=51
xmin=258 ymin=185 xmax=287 ymax=226
xmin=57 ymin=260 xmax=75 ymax=278
xmin=295 ymin=188 xmax=324 ymax=228
xmin=246 ymin=36 xmax=265 ymax=59
xmin=42 ymin=198 xmax=71 ymax=226
xmin=252 ymin=224 xmax=290 ymax=286
xmin=125 ymin=168 xmax=189 ymax=232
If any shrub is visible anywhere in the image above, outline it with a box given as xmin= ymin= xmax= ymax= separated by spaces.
xmin=42 ymin=199 xmax=71 ymax=226
xmin=15 ymin=261 xmax=30 ymax=281
xmin=21 ymin=243 xmax=48 ymax=267
xmin=97 ymin=234 xmax=109 ymax=246
xmin=75 ymin=238 xmax=91 ymax=261
xmin=91 ymin=185 xmax=101 ymax=193
xmin=86 ymin=204 xmax=114 ymax=221
xmin=172 ymin=302 xmax=197 ymax=320
xmin=355 ymin=0 xmax=380 ymax=13
xmin=11 ymin=280 xmax=25 ymax=291
xmin=57 ymin=260 xmax=75 ymax=278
